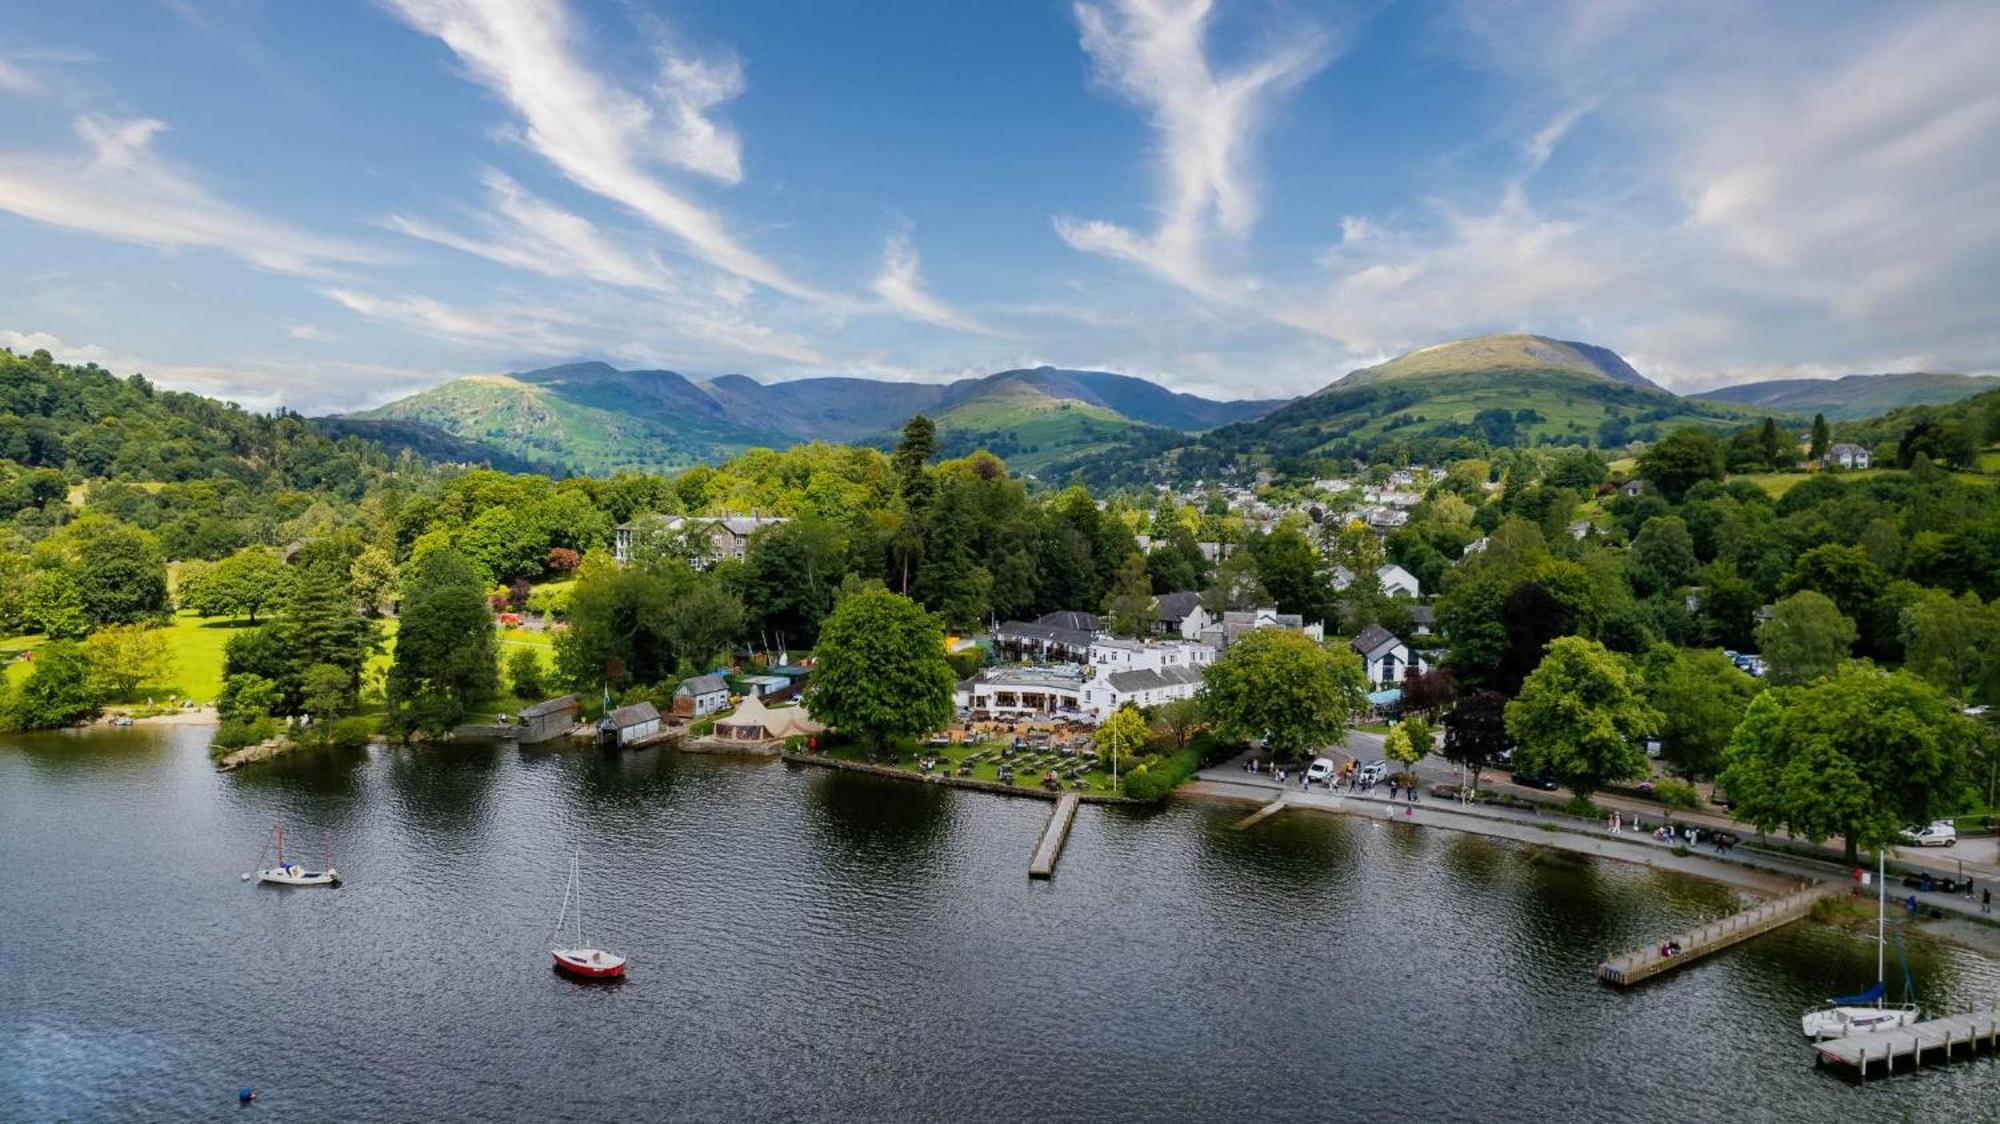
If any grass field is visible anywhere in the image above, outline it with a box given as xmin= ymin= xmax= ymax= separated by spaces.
xmin=1735 ymin=467 xmax=1994 ymax=497
xmin=3 ymin=611 xmax=401 ymax=706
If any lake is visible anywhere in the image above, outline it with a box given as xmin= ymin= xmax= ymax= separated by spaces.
xmin=3 ymin=726 xmax=1996 ymax=1121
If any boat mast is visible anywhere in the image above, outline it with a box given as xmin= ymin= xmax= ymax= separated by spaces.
xmin=1876 ymin=851 xmax=1886 ymax=1006
xmin=277 ymin=822 xmax=284 ymax=866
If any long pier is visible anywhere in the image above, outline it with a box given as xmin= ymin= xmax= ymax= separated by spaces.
xmin=1028 ymin=793 xmax=1080 ymax=879
xmin=1597 ymin=883 xmax=1839 ymax=986
xmin=1814 ymin=1010 xmax=2000 ymax=1078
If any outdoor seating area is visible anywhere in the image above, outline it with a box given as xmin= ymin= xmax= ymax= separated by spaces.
xmin=816 ymin=726 xmax=1114 ymax=795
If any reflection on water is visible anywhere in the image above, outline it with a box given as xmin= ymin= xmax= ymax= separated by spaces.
xmin=4 ymin=725 xmax=2000 ymax=1121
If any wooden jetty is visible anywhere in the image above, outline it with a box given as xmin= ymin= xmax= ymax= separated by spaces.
xmin=1814 ymin=1010 xmax=2000 ymax=1079
xmin=1597 ymin=884 xmax=1839 ymax=986
xmin=1028 ymin=793 xmax=1080 ymax=879
xmin=1231 ymin=796 xmax=1291 ymax=831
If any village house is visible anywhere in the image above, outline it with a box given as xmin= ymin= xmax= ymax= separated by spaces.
xmin=1200 ymin=607 xmax=1325 ymax=649
xmin=613 ymin=513 xmax=788 ymax=565
xmin=514 ymin=694 xmax=579 ymax=744
xmin=1087 ymin=636 xmax=1214 ymax=672
xmin=673 ymin=673 xmax=732 ymax=718
xmin=1408 ymin=604 xmax=1435 ymax=636
xmin=994 ymin=609 xmax=1099 ymax=662
xmin=1332 ymin=564 xmax=1422 ymax=599
xmin=1823 ymin=443 xmax=1872 ymax=470
xmin=1350 ymin=625 xmax=1422 ymax=689
xmin=1618 ymin=479 xmax=1647 ymax=497
xmin=1081 ymin=665 xmax=1204 ymax=722
xmin=599 ymin=701 xmax=661 ymax=746
xmin=1150 ymin=591 xmax=1212 ymax=641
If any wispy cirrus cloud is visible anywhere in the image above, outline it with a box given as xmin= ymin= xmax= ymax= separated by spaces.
xmin=869 ymin=223 xmax=1002 ymax=337
xmin=386 ymin=168 xmax=682 ymax=293
xmin=322 ymin=287 xmax=587 ymax=354
xmin=0 ymin=114 xmax=385 ymax=277
xmin=379 ymin=0 xmax=829 ymax=302
xmin=1054 ymin=0 xmax=1331 ymax=296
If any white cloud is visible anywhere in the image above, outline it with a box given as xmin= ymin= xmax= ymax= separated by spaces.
xmin=0 ymin=114 xmax=384 ymax=277
xmin=1056 ymin=0 xmax=1330 ymax=295
xmin=380 ymin=0 xmax=827 ymax=301
xmin=869 ymin=223 xmax=1001 ymax=336
xmin=285 ymin=323 xmax=326 ymax=341
xmin=0 ymin=58 xmax=35 ymax=94
xmin=387 ymin=168 xmax=681 ymax=292
xmin=323 ymin=287 xmax=587 ymax=354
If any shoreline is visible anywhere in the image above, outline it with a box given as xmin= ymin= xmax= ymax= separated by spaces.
xmin=782 ymin=750 xmax=1138 ymax=805
xmin=1183 ymin=778 xmax=1811 ymax=897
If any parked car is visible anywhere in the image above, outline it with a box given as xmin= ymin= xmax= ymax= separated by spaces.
xmin=1900 ymin=821 xmax=1958 ymax=847
xmin=1306 ymin=757 xmax=1336 ymax=784
xmin=1357 ymin=760 xmax=1390 ymax=785
xmin=1510 ymin=770 xmax=1559 ymax=791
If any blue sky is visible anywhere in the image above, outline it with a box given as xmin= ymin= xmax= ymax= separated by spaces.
xmin=1 ymin=0 xmax=1996 ymax=412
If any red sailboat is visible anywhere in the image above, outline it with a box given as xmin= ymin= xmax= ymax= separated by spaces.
xmin=550 ymin=852 xmax=626 ymax=980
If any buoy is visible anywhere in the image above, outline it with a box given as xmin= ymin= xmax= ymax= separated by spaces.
xmin=238 ymin=1087 xmax=258 ymax=1103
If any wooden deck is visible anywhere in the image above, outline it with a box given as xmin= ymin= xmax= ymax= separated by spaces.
xmin=1231 ymin=796 xmax=1291 ymax=831
xmin=1028 ymin=793 xmax=1080 ymax=879
xmin=1815 ymin=1010 xmax=2000 ymax=1078
xmin=1597 ymin=884 xmax=1839 ymax=986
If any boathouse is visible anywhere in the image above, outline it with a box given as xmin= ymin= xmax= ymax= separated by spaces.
xmin=515 ymin=695 xmax=579 ymax=744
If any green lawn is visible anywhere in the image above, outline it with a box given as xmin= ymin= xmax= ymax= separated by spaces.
xmin=1735 ymin=467 xmax=1993 ymax=497
xmin=3 ymin=610 xmax=401 ymax=707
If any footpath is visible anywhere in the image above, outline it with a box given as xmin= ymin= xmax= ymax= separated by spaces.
xmin=1187 ymin=762 xmax=2000 ymax=931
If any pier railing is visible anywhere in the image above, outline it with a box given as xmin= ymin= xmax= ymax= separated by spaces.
xmin=1597 ymin=884 xmax=1839 ymax=986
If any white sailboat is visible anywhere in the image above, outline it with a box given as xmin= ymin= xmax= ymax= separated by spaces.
xmin=1801 ymin=854 xmax=1919 ymax=1038
xmin=243 ymin=822 xmax=342 ymax=888
xmin=551 ymin=852 xmax=626 ymax=980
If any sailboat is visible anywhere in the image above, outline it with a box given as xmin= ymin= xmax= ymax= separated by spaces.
xmin=1800 ymin=853 xmax=1920 ymax=1038
xmin=551 ymin=852 xmax=626 ymax=980
xmin=243 ymin=822 xmax=341 ymax=888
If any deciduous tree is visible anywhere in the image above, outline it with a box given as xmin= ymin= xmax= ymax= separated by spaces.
xmin=1504 ymin=637 xmax=1660 ymax=801
xmin=1757 ymin=591 xmax=1856 ymax=686
xmin=1197 ymin=629 xmax=1369 ymax=762
xmin=808 ymin=588 xmax=955 ymax=750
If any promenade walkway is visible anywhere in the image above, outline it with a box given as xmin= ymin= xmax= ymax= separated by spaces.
xmin=1188 ymin=763 xmax=2000 ymax=929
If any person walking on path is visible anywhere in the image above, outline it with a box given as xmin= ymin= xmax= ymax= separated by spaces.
xmin=1984 ymin=888 xmax=1992 ymax=914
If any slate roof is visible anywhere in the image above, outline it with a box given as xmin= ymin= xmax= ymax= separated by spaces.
xmin=518 ymin=694 xmax=579 ymax=719
xmin=996 ymin=621 xmax=1096 ymax=649
xmin=1153 ymin=591 xmax=1202 ymax=624
xmin=676 ymin=673 xmax=730 ymax=697
xmin=603 ymin=701 xmax=660 ymax=728
xmin=1350 ymin=625 xmax=1402 ymax=658
xmin=1035 ymin=609 xmax=1101 ymax=632
xmin=1105 ymin=666 xmax=1204 ymax=692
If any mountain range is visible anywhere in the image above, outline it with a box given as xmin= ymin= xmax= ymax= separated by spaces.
xmin=341 ymin=333 xmax=1994 ymax=481
xmin=1692 ymin=372 xmax=1999 ymax=420
xmin=348 ymin=363 xmax=1284 ymax=475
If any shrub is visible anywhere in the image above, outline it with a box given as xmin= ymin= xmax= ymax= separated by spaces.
xmin=1122 ymin=743 xmax=1203 ymax=802
xmin=507 ymin=647 xmax=547 ymax=701
xmin=209 ymin=716 xmax=282 ymax=758
xmin=328 ymin=716 xmax=376 ymax=749
xmin=1653 ymin=778 xmax=1702 ymax=811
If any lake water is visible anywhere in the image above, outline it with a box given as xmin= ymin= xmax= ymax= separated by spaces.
xmin=4 ymin=726 xmax=1998 ymax=1121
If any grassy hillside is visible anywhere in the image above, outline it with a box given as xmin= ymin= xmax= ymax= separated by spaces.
xmin=352 ymin=373 xmax=770 ymax=474
xmin=1694 ymin=373 xmax=1999 ymax=420
xmin=925 ymin=383 xmax=1168 ymax=473
xmin=1332 ymin=334 xmax=1663 ymax=392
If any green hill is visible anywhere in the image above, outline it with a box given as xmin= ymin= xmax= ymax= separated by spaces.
xmin=351 ymin=362 xmax=1281 ymax=475
xmin=1694 ymin=372 xmax=1998 ymax=420
xmin=1059 ymin=334 xmax=1771 ymax=484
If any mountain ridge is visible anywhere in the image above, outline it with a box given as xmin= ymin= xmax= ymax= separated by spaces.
xmin=351 ymin=362 xmax=1285 ymax=474
xmin=1693 ymin=372 xmax=1998 ymax=420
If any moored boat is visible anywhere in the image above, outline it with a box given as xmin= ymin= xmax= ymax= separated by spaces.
xmin=1801 ymin=855 xmax=1919 ymax=1038
xmin=550 ymin=852 xmax=625 ymax=980
xmin=244 ymin=823 xmax=342 ymax=888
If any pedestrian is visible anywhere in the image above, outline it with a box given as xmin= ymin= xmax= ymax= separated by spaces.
xmin=1389 ymin=779 xmax=1399 ymax=801
xmin=1984 ymin=888 xmax=1991 ymax=914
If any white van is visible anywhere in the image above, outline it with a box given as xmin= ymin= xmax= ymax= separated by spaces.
xmin=1900 ymin=821 xmax=1958 ymax=847
xmin=1306 ymin=757 xmax=1336 ymax=784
